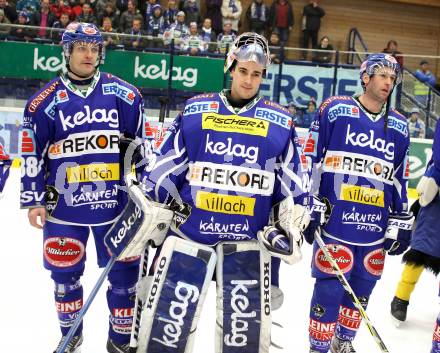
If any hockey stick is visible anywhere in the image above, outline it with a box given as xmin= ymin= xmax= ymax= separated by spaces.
xmin=314 ymin=229 xmax=390 ymax=353
xmin=128 ymin=95 xmax=169 ymax=353
xmin=56 ymin=173 xmax=156 ymax=353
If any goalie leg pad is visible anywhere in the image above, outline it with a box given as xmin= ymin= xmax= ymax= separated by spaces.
xmin=216 ymin=241 xmax=271 ymax=353
xmin=136 ymin=236 xmax=216 ymax=353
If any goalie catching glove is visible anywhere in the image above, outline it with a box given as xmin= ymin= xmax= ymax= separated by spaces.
xmin=384 ymin=212 xmax=414 ymax=256
xmin=257 ymin=196 xmax=310 ymax=264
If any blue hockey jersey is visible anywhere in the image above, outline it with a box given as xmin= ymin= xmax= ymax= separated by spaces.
xmin=142 ymin=91 xmax=308 ymax=246
xmin=304 ymin=96 xmax=410 ymax=245
xmin=20 ymin=71 xmax=144 ymax=225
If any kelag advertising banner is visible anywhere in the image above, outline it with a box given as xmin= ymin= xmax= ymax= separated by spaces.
xmin=0 ymin=41 xmax=224 ymax=92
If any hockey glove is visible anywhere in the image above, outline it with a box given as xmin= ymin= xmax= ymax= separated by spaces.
xmin=417 ymin=175 xmax=439 ymax=207
xmin=303 ymin=195 xmax=332 ymax=245
xmin=384 ymin=212 xmax=414 ymax=256
xmin=257 ymin=226 xmax=298 ymax=265
xmin=265 ymin=197 xmax=311 ymax=263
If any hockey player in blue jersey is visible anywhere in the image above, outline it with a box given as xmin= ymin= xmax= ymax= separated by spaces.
xmin=138 ymin=32 xmax=310 ymax=353
xmin=20 ymin=22 xmax=144 ymax=353
xmin=303 ymin=53 xmax=413 ymax=353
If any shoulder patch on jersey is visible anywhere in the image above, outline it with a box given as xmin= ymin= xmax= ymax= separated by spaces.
xmin=183 ymin=100 xmax=220 ymax=116
xmin=27 ymin=80 xmax=60 ymax=113
xmin=254 ymin=107 xmax=293 ymax=129
xmin=327 ymin=103 xmax=360 ymax=122
xmin=262 ymin=99 xmax=290 ymax=114
xmin=188 ymin=93 xmax=216 ymax=101
xmin=319 ymin=95 xmax=353 ymax=115
xmin=387 ymin=111 xmax=409 ymax=137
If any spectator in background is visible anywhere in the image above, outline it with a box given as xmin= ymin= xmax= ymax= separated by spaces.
xmin=76 ymin=2 xmax=97 ymax=24
xmin=93 ymin=0 xmax=108 ymax=20
xmin=287 ymin=101 xmax=302 ymax=124
xmin=163 ymin=0 xmax=178 ymax=26
xmin=116 ymin=0 xmax=128 ymax=13
xmin=221 ymin=0 xmax=241 ymax=33
xmin=312 ymin=35 xmax=333 ymax=63
xmin=300 ymin=98 xmax=317 ymax=128
xmin=382 ymin=39 xmax=403 ymax=68
xmin=146 ymin=4 xmax=166 ymax=47
xmin=50 ymin=0 xmax=72 ymax=20
xmin=269 ymin=0 xmax=293 ymax=45
xmin=162 ymin=10 xmax=189 ymax=46
xmin=199 ymin=17 xmax=217 ymax=52
xmin=268 ymin=30 xmax=281 ymax=64
xmin=143 ymin=0 xmax=158 ymax=27
xmin=97 ymin=2 xmax=119 ymax=28
xmin=10 ymin=10 xmax=34 ymax=41
xmin=100 ymin=16 xmax=119 ymax=48
xmin=71 ymin=0 xmax=86 ymax=18
xmin=206 ymin=0 xmax=222 ymax=34
xmin=246 ymin=0 xmax=269 ymax=35
xmin=407 ymin=108 xmax=426 ymax=138
xmin=123 ymin=17 xmax=146 ymax=50
xmin=414 ymin=59 xmax=437 ymax=105
xmin=0 ymin=9 xmax=11 ymax=37
xmin=32 ymin=0 xmax=56 ymax=39
xmin=181 ymin=21 xmax=205 ymax=55
xmin=183 ymin=0 xmax=201 ymax=26
xmin=0 ymin=0 xmax=17 ymax=23
xmin=301 ymin=0 xmax=325 ymax=60
xmin=51 ymin=11 xmax=70 ymax=42
xmin=217 ymin=19 xmax=236 ymax=54
xmin=16 ymin=0 xmax=39 ymax=14
xmin=119 ymin=0 xmax=142 ymax=32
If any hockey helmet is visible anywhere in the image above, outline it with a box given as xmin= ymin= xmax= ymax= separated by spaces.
xmin=224 ymin=32 xmax=271 ymax=73
xmin=359 ymin=53 xmax=402 ymax=86
xmin=61 ymin=22 xmax=105 ymax=67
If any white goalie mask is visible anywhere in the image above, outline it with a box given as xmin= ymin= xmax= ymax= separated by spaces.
xmin=224 ymin=32 xmax=271 ymax=73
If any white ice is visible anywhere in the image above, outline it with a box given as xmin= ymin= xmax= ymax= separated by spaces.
xmin=1 ymin=167 xmax=437 ymax=353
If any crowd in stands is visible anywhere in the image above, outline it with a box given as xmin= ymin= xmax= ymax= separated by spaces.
xmin=0 ymin=0 xmax=332 ymax=59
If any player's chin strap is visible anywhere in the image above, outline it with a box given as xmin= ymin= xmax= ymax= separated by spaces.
xmin=257 ymin=197 xmax=310 ymax=265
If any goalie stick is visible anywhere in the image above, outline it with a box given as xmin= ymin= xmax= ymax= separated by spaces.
xmin=129 ymin=95 xmax=169 ymax=353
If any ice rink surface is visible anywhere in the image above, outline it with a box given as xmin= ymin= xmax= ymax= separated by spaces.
xmin=1 ymin=168 xmax=438 ymax=353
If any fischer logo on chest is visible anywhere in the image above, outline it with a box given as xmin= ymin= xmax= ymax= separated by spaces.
xmin=59 ymin=105 xmax=119 ymax=131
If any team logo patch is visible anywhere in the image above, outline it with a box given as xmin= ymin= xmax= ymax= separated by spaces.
xmin=324 ymin=150 xmax=394 ymax=185
xmin=66 ymin=163 xmax=120 ymax=183
xmin=339 ymin=184 xmax=385 ymax=208
xmin=328 ymin=104 xmax=359 ymax=122
xmin=315 ymin=244 xmax=353 ymax=274
xmin=102 ymin=83 xmax=135 ymax=105
xmin=46 ymin=185 xmax=60 ymax=216
xmin=202 ymin=113 xmax=269 ymax=137
xmin=56 ymin=90 xmax=69 ymax=103
xmin=254 ymin=108 xmax=292 ymax=129
xmin=338 ymin=306 xmax=361 ymax=330
xmin=363 ymin=248 xmax=385 ymax=276
xmin=189 ymin=161 xmax=274 ymax=196
xmin=312 ymin=303 xmax=326 ymax=319
xmin=195 ymin=191 xmax=255 ymax=216
xmin=48 ymin=130 xmax=120 ymax=159
xmin=44 ymin=237 xmax=85 ymax=267
xmin=183 ymin=101 xmax=219 ymax=116
xmin=83 ymin=26 xmax=97 ymax=35
xmin=21 ymin=129 xmax=36 ymax=155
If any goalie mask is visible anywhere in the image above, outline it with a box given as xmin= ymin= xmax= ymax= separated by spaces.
xmin=224 ymin=32 xmax=271 ymax=73
xmin=61 ymin=22 xmax=105 ymax=76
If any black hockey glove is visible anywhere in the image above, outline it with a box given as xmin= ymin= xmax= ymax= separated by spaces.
xmin=384 ymin=212 xmax=414 ymax=256
xmin=303 ymin=195 xmax=332 ymax=244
